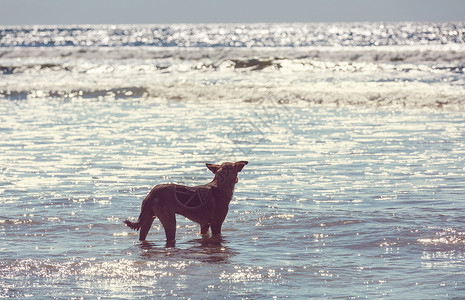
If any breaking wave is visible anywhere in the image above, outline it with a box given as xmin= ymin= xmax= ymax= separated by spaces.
xmin=1 ymin=45 xmax=465 ymax=63
xmin=1 ymin=83 xmax=463 ymax=110
xmin=0 ymin=22 xmax=464 ymax=109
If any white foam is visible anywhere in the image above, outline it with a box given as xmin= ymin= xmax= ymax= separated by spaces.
xmin=1 ymin=45 xmax=464 ymax=109
xmin=1 ymin=44 xmax=465 ymax=62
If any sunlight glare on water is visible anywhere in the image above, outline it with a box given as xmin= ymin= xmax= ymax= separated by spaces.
xmin=1 ymin=22 xmax=465 ymax=298
xmin=1 ymin=97 xmax=464 ymax=298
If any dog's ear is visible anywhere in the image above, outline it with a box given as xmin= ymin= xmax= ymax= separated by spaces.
xmin=206 ymin=163 xmax=220 ymax=174
xmin=234 ymin=161 xmax=248 ymax=172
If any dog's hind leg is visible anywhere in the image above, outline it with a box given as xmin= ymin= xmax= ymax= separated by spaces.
xmin=139 ymin=215 xmax=155 ymax=241
xmin=157 ymin=210 xmax=176 ymax=242
xmin=125 ymin=189 xmax=157 ymax=239
xmin=137 ymin=201 xmax=156 ymax=241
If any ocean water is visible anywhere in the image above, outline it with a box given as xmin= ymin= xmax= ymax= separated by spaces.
xmin=1 ymin=22 xmax=465 ymax=299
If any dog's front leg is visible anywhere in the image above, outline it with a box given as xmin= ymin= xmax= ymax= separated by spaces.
xmin=211 ymin=222 xmax=223 ymax=236
xmin=200 ymin=223 xmax=210 ymax=235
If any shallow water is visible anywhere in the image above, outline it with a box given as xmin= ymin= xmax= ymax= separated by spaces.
xmin=1 ymin=22 xmax=465 ymax=298
xmin=1 ymin=97 xmax=465 ymax=298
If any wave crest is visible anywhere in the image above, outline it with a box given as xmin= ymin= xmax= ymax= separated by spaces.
xmin=2 ymin=83 xmax=464 ymax=110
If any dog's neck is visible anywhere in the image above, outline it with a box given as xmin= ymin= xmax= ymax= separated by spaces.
xmin=208 ymin=179 xmax=235 ymax=201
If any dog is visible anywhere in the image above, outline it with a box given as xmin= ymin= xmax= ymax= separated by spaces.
xmin=124 ymin=161 xmax=248 ymax=243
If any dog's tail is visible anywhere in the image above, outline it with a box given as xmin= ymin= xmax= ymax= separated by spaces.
xmin=124 ymin=191 xmax=157 ymax=240
xmin=123 ymin=219 xmax=141 ymax=230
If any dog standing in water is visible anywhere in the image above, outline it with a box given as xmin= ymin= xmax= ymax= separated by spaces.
xmin=124 ymin=161 xmax=248 ymax=243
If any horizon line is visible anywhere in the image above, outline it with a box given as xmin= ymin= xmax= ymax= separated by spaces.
xmin=1 ymin=19 xmax=464 ymax=28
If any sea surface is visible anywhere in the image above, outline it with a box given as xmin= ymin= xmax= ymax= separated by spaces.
xmin=1 ymin=22 xmax=465 ymax=299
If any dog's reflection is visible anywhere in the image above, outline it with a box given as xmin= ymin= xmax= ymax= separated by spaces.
xmin=138 ymin=235 xmax=235 ymax=263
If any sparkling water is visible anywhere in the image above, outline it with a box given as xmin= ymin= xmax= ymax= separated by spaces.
xmin=1 ymin=22 xmax=465 ymax=298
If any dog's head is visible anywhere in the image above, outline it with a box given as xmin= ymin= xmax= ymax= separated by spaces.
xmin=206 ymin=161 xmax=248 ymax=186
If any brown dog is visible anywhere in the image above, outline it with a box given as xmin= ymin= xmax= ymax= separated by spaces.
xmin=124 ymin=161 xmax=248 ymax=242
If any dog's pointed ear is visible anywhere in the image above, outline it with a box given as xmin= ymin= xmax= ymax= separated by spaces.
xmin=206 ymin=163 xmax=220 ymax=174
xmin=234 ymin=161 xmax=248 ymax=172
